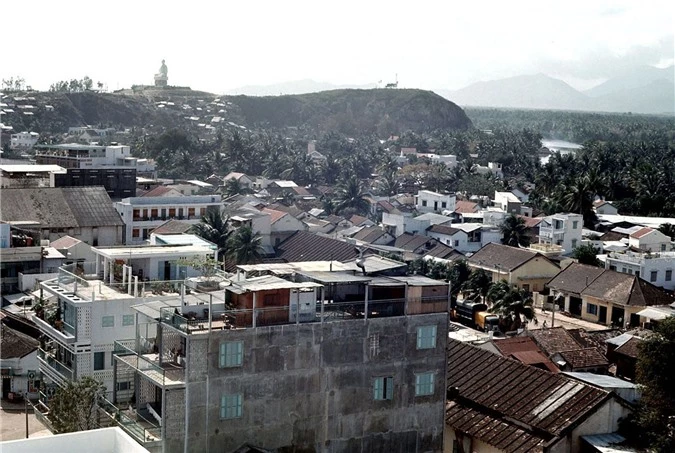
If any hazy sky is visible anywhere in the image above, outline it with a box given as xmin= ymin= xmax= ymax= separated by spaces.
xmin=3 ymin=0 xmax=673 ymax=93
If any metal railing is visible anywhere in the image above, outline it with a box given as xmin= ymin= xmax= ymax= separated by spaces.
xmin=158 ymin=296 xmax=444 ymax=334
xmin=99 ymin=396 xmax=161 ymax=443
xmin=114 ymin=341 xmax=184 ymax=386
xmin=37 ymin=348 xmax=75 ymax=380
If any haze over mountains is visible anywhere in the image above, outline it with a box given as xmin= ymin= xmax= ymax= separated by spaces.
xmin=440 ymin=66 xmax=674 ymax=114
xmin=228 ymin=66 xmax=674 ymax=115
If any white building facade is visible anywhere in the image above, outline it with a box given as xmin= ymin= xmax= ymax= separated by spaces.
xmin=114 ymin=195 xmax=222 ymax=244
xmin=538 ymin=213 xmax=583 ymax=255
xmin=605 ymin=250 xmax=675 ymax=291
xmin=10 ymin=131 xmax=39 ymax=150
xmin=415 ymin=190 xmax=456 ymax=214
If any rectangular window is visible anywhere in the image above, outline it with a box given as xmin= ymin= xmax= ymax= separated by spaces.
xmin=122 ymin=314 xmax=135 ymax=326
xmin=571 ymin=239 xmax=578 ymax=248
xmin=635 ymin=271 xmax=640 ymax=278
xmin=219 ymin=341 xmax=243 ymax=368
xmin=587 ymin=303 xmax=598 ymax=315
xmin=102 ymin=316 xmax=114 ymax=327
xmin=150 ymin=209 xmax=158 ymax=219
xmin=373 ymin=376 xmax=393 ymax=400
xmin=415 ymin=372 xmax=434 ymax=396
xmin=422 ymin=200 xmax=427 ymax=207
xmin=666 ymin=270 xmax=672 ymax=281
xmin=572 ymin=220 xmax=578 ymax=229
xmin=416 ymin=325 xmax=437 ymax=349
xmin=522 ymin=284 xmax=530 ymax=292
xmin=662 ymin=244 xmax=667 ymax=252
xmin=132 ymin=228 xmax=140 ymax=238
xmin=441 ymin=202 xmax=447 ymax=208
xmin=117 ymin=381 xmax=130 ymax=391
xmin=220 ymin=394 xmax=242 ymax=419
xmin=133 ymin=209 xmax=141 ymax=220
xmin=188 ymin=208 xmax=195 ymax=218
xmin=454 ymin=240 xmax=459 ymax=247
xmin=650 ymin=271 xmax=658 ymax=282
xmin=94 ymin=351 xmax=105 ymax=371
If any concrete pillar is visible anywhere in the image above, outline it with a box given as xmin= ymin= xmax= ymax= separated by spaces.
xmin=364 ymin=283 xmax=369 ymax=322
xmin=296 ymin=290 xmax=300 ymax=325
xmin=252 ymin=292 xmax=257 ymax=328
xmin=109 ymin=260 xmax=114 ymax=285
xmin=404 ymin=283 xmax=409 ymax=316
xmin=127 ymin=266 xmax=132 ymax=295
xmin=122 ymin=265 xmax=127 ymax=286
xmin=103 ymin=257 xmax=109 ymax=282
xmin=320 ymin=287 xmax=325 ymax=322
xmin=95 ymin=255 xmax=100 ymax=276
xmin=134 ymin=276 xmax=139 ymax=297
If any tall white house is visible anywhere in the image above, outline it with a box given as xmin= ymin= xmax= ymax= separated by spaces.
xmin=35 ymin=143 xmax=156 ymax=177
xmin=605 ymin=250 xmax=675 ymax=291
xmin=415 ymin=190 xmax=456 ymax=214
xmin=114 ymin=195 xmax=222 ymax=244
xmin=10 ymin=131 xmax=39 ymax=150
xmin=538 ymin=213 xmax=583 ymax=254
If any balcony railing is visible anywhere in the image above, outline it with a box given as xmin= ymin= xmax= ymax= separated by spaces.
xmin=37 ymin=348 xmax=75 ymax=381
xmin=32 ymin=315 xmax=76 ymax=343
xmin=158 ymin=296 xmax=442 ymax=334
xmin=98 ymin=396 xmax=161 ymax=444
xmin=114 ymin=341 xmax=185 ymax=388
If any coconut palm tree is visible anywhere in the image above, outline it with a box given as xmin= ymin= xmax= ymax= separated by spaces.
xmin=227 ymin=225 xmax=262 ymax=265
xmin=461 ymin=269 xmax=492 ymax=301
xmin=335 ymin=176 xmax=370 ymax=215
xmin=658 ymin=223 xmax=675 ymax=241
xmin=189 ymin=210 xmax=231 ymax=262
xmin=499 ymin=214 xmax=531 ymax=247
xmin=487 ymin=280 xmax=536 ymax=331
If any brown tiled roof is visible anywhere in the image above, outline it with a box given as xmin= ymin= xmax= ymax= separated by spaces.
xmin=325 ymin=215 xmax=347 ymax=225
xmin=547 ymin=263 xmax=605 ymax=296
xmin=529 ymin=327 xmax=582 ymax=356
xmin=510 ymin=351 xmax=560 ymax=373
xmin=568 ymin=328 xmax=620 ymax=352
xmin=426 ymin=243 xmax=462 ymax=260
xmin=349 ymin=215 xmax=368 ymax=226
xmin=275 ymin=231 xmax=368 ymax=262
xmin=518 ymin=215 xmax=543 ymax=228
xmin=152 ymin=219 xmax=193 ymax=235
xmin=468 ymin=243 xmax=546 ymax=272
xmin=447 ymin=340 xmax=610 ymax=441
xmin=427 ymin=224 xmax=460 ymax=236
xmin=446 ymin=400 xmax=547 ymax=453
xmin=352 ymin=226 xmax=387 ymax=244
xmin=261 ymin=208 xmax=287 ymax=224
xmin=614 ymin=337 xmax=642 ymax=359
xmin=582 ymin=271 xmax=673 ymax=307
xmin=558 ymin=348 xmax=609 ymax=369
xmin=454 ymin=200 xmax=478 ymax=214
xmin=141 ymin=186 xmax=181 ymax=197
xmin=393 ymin=233 xmax=436 ymax=252
xmin=0 ymin=324 xmax=39 ymax=359
xmin=377 ymin=200 xmax=398 ymax=213
xmin=599 ymin=231 xmax=626 ymax=241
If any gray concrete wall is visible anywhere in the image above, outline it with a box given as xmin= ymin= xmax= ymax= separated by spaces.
xmin=177 ymin=313 xmax=447 ymax=453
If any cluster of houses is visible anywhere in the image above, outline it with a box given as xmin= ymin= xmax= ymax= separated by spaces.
xmin=1 ymin=141 xmax=675 ymax=452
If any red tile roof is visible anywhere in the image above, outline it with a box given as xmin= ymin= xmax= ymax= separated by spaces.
xmin=50 ymin=235 xmax=82 ymax=249
xmin=261 ymin=208 xmax=287 ymax=224
xmin=141 ymin=186 xmax=180 ymax=197
xmin=558 ymin=348 xmax=609 ymax=369
xmin=629 ymin=227 xmax=653 ymax=239
xmin=530 ymin=327 xmax=582 ymax=356
xmin=454 ymin=200 xmax=478 ymax=214
xmin=275 ymin=231 xmax=369 ymax=262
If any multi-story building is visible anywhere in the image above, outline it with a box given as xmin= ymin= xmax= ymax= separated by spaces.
xmin=0 ymin=164 xmax=66 ymax=188
xmin=9 ymin=131 xmax=39 ymax=150
xmin=33 ymin=244 xmax=216 ymax=403
xmin=104 ymin=268 xmax=450 ymax=452
xmin=605 ymin=250 xmax=675 ymax=291
xmin=114 ymin=195 xmax=222 ymax=244
xmin=538 ymin=213 xmax=583 ymax=255
xmin=415 ymin=190 xmax=456 ymax=214
xmin=35 ymin=143 xmax=157 ymax=198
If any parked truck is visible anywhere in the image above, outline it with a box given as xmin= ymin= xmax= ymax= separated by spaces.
xmin=452 ymin=299 xmax=500 ymax=333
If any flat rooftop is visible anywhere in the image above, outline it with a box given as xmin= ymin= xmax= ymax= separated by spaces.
xmin=93 ymin=244 xmax=214 ymax=259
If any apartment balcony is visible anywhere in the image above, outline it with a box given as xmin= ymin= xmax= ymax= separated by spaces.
xmin=37 ymin=348 xmax=75 ymax=383
xmin=538 ymin=227 xmax=565 ymax=240
xmin=113 ymin=341 xmax=185 ymax=389
xmin=98 ymin=396 xmax=162 ymax=447
xmin=607 ymin=250 xmax=675 ymax=265
xmin=32 ymin=315 xmax=76 ymax=344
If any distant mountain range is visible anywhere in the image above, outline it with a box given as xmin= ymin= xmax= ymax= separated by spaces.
xmin=227 ymin=79 xmax=376 ymax=96
xmin=438 ymin=66 xmax=674 ymax=114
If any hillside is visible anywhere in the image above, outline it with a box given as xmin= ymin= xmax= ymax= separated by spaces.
xmin=2 ymin=88 xmax=471 ymax=136
xmin=220 ymin=89 xmax=472 ymax=135
xmin=226 ymin=79 xmax=376 ymax=96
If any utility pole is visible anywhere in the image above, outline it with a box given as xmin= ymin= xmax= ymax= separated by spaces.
xmin=25 ymin=398 xmax=29 ymax=438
